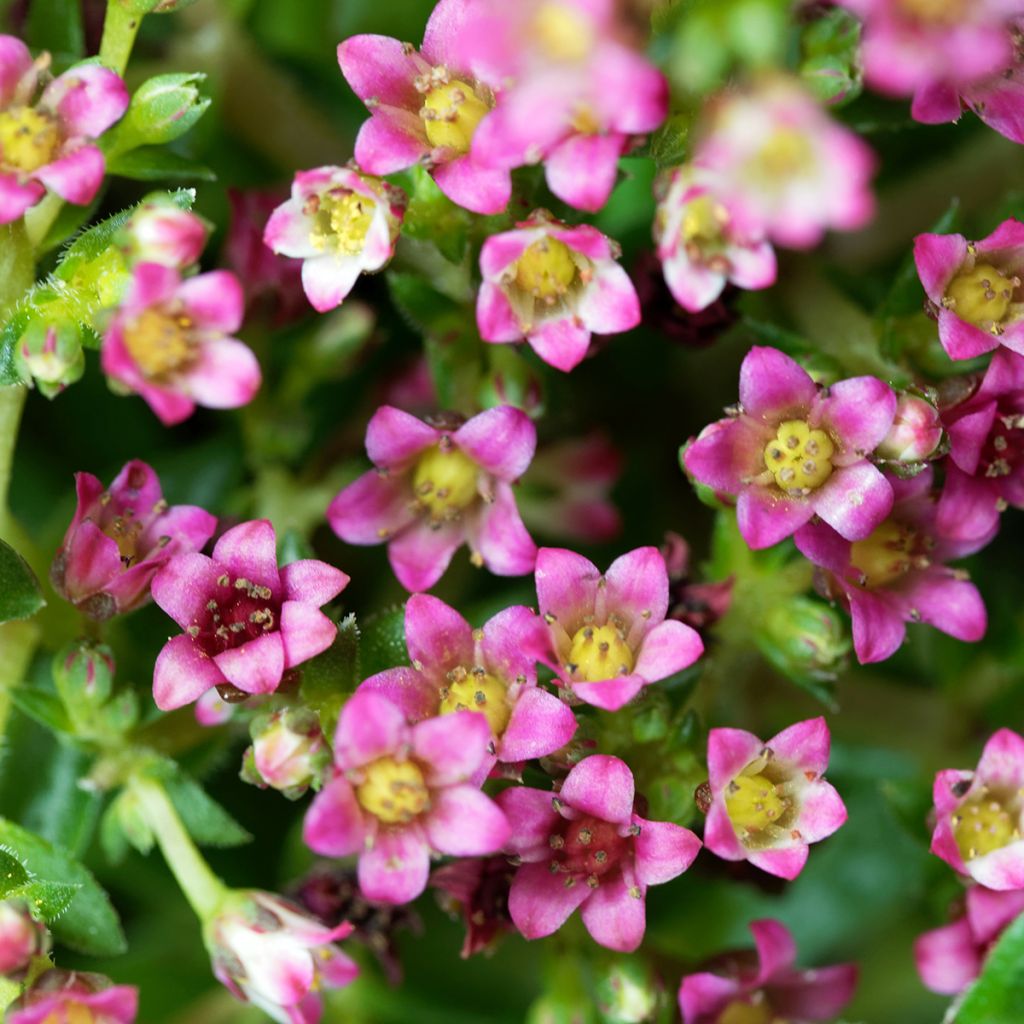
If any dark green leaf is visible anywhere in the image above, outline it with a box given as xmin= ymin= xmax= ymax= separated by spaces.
xmin=956 ymin=911 xmax=1024 ymax=1023
xmin=26 ymin=0 xmax=84 ymax=60
xmin=301 ymin=614 xmax=360 ymax=739
xmin=0 ymin=848 xmax=30 ymax=896
xmin=0 ymin=539 xmax=44 ymax=624
xmin=145 ymin=759 xmax=251 ymax=849
xmin=10 ymin=688 xmax=73 ymax=735
xmin=106 ymin=147 xmax=216 ymax=183
xmin=399 ymin=165 xmax=470 ymax=264
xmin=649 ymin=114 xmax=690 ymax=168
xmin=359 ymin=605 xmax=407 ymax=679
xmin=14 ymin=879 xmax=80 ymax=921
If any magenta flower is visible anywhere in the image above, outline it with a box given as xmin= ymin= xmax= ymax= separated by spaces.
xmin=915 ymin=885 xmax=1024 ymax=995
xmin=694 ymin=77 xmax=876 ymax=249
xmin=303 ymin=690 xmax=510 ymax=904
xmin=0 ymin=900 xmax=48 ymax=975
xmin=431 ymin=855 xmax=515 ymax=958
xmin=358 ymin=594 xmax=577 ymax=774
xmin=931 ymin=729 xmax=1024 ymax=890
xmin=678 ymin=918 xmax=858 ymax=1024
xmin=263 ymin=165 xmax=406 ymax=313
xmin=876 ymin=392 xmax=944 ymax=464
xmin=704 ymin=717 xmax=846 ymax=880
xmin=118 ymin=202 xmax=207 ymax=269
xmin=336 ymin=0 xmax=510 ymax=214
xmin=937 ymin=349 xmax=1024 ymax=541
xmin=654 ymin=165 xmax=777 ymax=313
xmin=327 ymin=405 xmax=537 ymax=592
xmin=498 ymin=754 xmax=701 ymax=952
xmin=50 ymin=459 xmax=216 ymax=620
xmin=914 ymin=219 xmax=1024 ymax=360
xmin=8 ymin=971 xmax=137 ymax=1024
xmin=534 ymin=546 xmax=704 ymax=711
xmin=101 ymin=263 xmax=261 ymax=426
xmin=461 ymin=0 xmax=667 ymax=212
xmin=476 ymin=211 xmax=640 ymax=373
xmin=151 ymin=519 xmax=349 ymax=710
xmin=795 ymin=468 xmax=988 ymax=664
xmin=0 ymin=37 xmax=128 ymax=223
xmin=683 ymin=346 xmax=897 ymax=550
xmin=205 ymin=891 xmax=357 ymax=1024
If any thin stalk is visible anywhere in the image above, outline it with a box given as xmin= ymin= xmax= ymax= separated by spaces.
xmin=99 ymin=0 xmax=143 ymax=76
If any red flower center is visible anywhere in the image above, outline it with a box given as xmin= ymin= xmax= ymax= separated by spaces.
xmin=548 ymin=815 xmax=629 ymax=880
xmin=980 ymin=406 xmax=1024 ymax=480
xmin=188 ymin=573 xmax=281 ymax=656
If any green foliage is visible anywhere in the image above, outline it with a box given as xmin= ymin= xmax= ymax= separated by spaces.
xmin=300 ymin=614 xmax=360 ymax=739
xmin=0 ymin=539 xmax=44 ymax=624
xmin=955 ymin=913 xmax=1024 ymax=1022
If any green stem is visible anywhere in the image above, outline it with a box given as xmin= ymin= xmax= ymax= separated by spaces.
xmin=99 ymin=0 xmax=143 ymax=76
xmin=24 ymin=194 xmax=65 ymax=251
xmin=130 ymin=776 xmax=227 ymax=921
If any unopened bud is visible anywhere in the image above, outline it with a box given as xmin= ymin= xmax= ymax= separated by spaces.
xmin=876 ymin=394 xmax=943 ymax=463
xmin=115 ymin=72 xmax=209 ymax=149
xmin=0 ymin=900 xmax=49 ymax=975
xmin=595 ymin=957 xmax=661 ymax=1023
xmin=241 ymin=708 xmax=328 ymax=798
xmin=14 ymin=320 xmax=85 ymax=398
xmin=478 ymin=346 xmax=545 ymax=418
xmin=757 ymin=595 xmax=850 ymax=684
xmin=117 ymin=200 xmax=206 ymax=269
xmin=53 ymin=642 xmax=115 ymax=711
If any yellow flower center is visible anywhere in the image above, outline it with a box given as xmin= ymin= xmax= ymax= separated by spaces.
xmin=515 ymin=237 xmax=577 ymax=301
xmin=0 ymin=106 xmax=59 ymax=173
xmin=725 ymin=772 xmax=788 ymax=835
xmin=308 ymin=187 xmax=377 ymax=256
xmin=718 ymin=1000 xmax=776 ymax=1024
xmin=412 ymin=445 xmax=479 ymax=520
xmin=849 ymin=520 xmax=916 ymax=589
xmin=946 ymin=263 xmax=1016 ymax=328
xmin=682 ymin=195 xmax=728 ymax=247
xmin=953 ymin=793 xmax=1019 ymax=862
xmin=421 ymin=78 xmax=490 ymax=153
xmin=104 ymin=511 xmax=145 ymax=566
xmin=568 ymin=624 xmax=634 ymax=683
xmin=532 ymin=3 xmax=594 ymax=62
xmin=123 ymin=308 xmax=195 ymax=379
xmin=752 ymin=128 xmax=814 ymax=180
xmin=355 ymin=756 xmax=430 ymax=825
xmin=440 ymin=671 xmax=511 ymax=738
xmin=762 ymin=420 xmax=834 ymax=494
xmin=43 ymin=1004 xmax=96 ymax=1024
xmin=899 ymin=0 xmax=965 ymax=23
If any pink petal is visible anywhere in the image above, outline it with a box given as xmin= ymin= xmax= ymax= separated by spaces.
xmin=633 ymin=619 xmax=703 ymax=682
xmin=412 ymin=709 xmax=491 ymax=785
xmin=914 ymin=918 xmax=979 ymax=996
xmin=749 ymin=918 xmax=797 ymax=984
xmin=770 ymin=962 xmax=859 ymax=1021
xmin=580 ymin=870 xmax=646 ymax=952
xmin=739 ymin=346 xmax=816 ymax=422
xmin=151 ymin=551 xmax=224 ymax=628
xmin=214 ymin=632 xmax=285 ymax=694
xmin=663 ymin=255 xmax=726 ymax=312
xmin=747 ymin=844 xmax=809 ymax=880
xmin=797 ymin=781 xmax=847 ymax=843
xmin=947 ymin=402 xmax=998 ymax=476
xmin=280 ymin=601 xmax=338 ymax=668
xmin=481 ymin=605 xmax=558 ymax=682
xmin=707 ymin=727 xmax=762 ymax=791
xmin=632 ymin=816 xmax=702 ymax=886
xmin=337 ymin=35 xmax=422 ymax=108
xmin=153 ymin=634 xmax=224 ymax=710
xmin=180 ymin=336 xmax=261 ymax=410
xmin=939 ymin=309 xmax=1001 ymax=361
xmin=497 ymin=784 xmax=561 ymax=855
xmin=913 ymin=232 xmax=967 ymax=302
xmin=35 ymin=144 xmax=104 ymax=205
xmin=500 ymin=687 xmax=577 ymax=762
xmin=967 ymin=886 xmax=1024 ymax=945
xmin=604 ymin=546 xmax=670 ymax=625
xmin=405 ymin=593 xmax=474 ymax=675
xmin=453 ymin=406 xmax=536 ymax=480
xmin=366 ymin=406 xmax=439 ymax=468
xmin=302 ymin=776 xmax=366 ymax=856
xmin=480 ymin=229 xmax=534 ymax=279
xmin=424 ymin=785 xmax=510 ymax=856
xmin=703 ymin=800 xmax=745 ymax=861
xmin=816 ymin=376 xmax=896 ymax=454
xmin=387 ymin=519 xmax=464 ymax=592
xmin=334 ymin=690 xmax=407 ymax=771
xmin=263 ymin=198 xmax=318 ymax=259
xmin=535 ymin=546 xmax=601 ymax=630
xmin=43 ymin=64 xmax=128 ymax=137
xmin=572 ymin=674 xmax=645 ymax=711
xmin=977 ymin=728 xmax=1024 ymax=790
xmin=58 ymin=520 xmax=122 ymax=600
xmin=213 ymin=520 xmax=280 ymax=593
xmin=527 ymin=316 xmax=593 ymax=372
xmin=560 ymin=755 xmax=634 ymax=825
xmin=431 ymin=155 xmax=511 ymax=216
xmin=477 ymin=282 xmax=523 ymax=342
xmin=728 ymin=241 xmax=777 ymax=291
xmin=0 ymin=37 xmax=33 ymax=109
xmin=682 ymin=417 xmax=767 ymax=494
xmin=468 ymin=482 xmax=537 ymax=576
xmin=358 ymin=825 xmax=431 ymax=904
xmin=577 ymin=262 xmax=641 ymax=336
xmin=0 ymin=173 xmax=44 ymax=223
xmin=353 ymin=111 xmax=429 ymax=175
xmin=327 ymin=470 xmax=418 ymax=545
xmin=898 ymin=570 xmax=987 ymax=643
xmin=280 ymin=559 xmax=349 ymax=606
xmin=811 ymin=462 xmax=894 ymax=541
xmin=545 ymin=133 xmax=624 ymax=213
xmin=301 ymin=253 xmax=362 ymax=313
xmin=678 ymin=973 xmax=740 ymax=1024
xmin=736 ymin=486 xmax=815 ymax=549
xmin=848 ymin=588 xmax=907 ymax=664
xmin=768 ymin=716 xmax=831 ymax=775
xmin=357 ymin=667 xmax=438 ymax=721
xmin=178 ymin=270 xmax=244 ymax=332
xmin=420 ymin=0 xmax=474 ymax=67
xmin=967 ymin=841 xmax=1024 ymax=891
xmin=508 ymin=861 xmax=590 ymax=940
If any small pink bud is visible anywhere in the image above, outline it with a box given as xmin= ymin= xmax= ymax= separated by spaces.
xmin=876 ymin=394 xmax=943 ymax=462
xmin=0 ymin=901 xmax=48 ymax=975
xmin=242 ymin=707 xmax=328 ymax=797
xmin=119 ymin=202 xmax=207 ymax=269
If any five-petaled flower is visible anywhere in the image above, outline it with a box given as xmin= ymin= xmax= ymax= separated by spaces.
xmin=678 ymin=918 xmax=858 ymax=1024
xmin=101 ymin=263 xmax=262 ymax=426
xmin=263 ymin=165 xmax=406 ymax=313
xmin=931 ymin=728 xmax=1024 ymax=891
xmin=683 ymin=346 xmax=897 ymax=550
xmin=703 ymin=717 xmax=847 ymax=880
xmin=498 ymin=754 xmax=702 ymax=952
xmin=51 ymin=459 xmax=216 ymax=620
xmin=534 ymin=545 xmax=704 ymax=712
xmin=303 ymin=690 xmax=510 ymax=904
xmin=151 ymin=519 xmax=348 ymax=710
xmin=476 ymin=211 xmax=640 ymax=373
xmin=0 ymin=36 xmax=129 ymax=223
xmin=327 ymin=405 xmax=537 ymax=592
xmin=8 ymin=970 xmax=138 ymax=1024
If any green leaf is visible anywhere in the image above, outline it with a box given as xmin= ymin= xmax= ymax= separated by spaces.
xmin=145 ymin=759 xmax=251 ymax=849
xmin=10 ymin=687 xmax=73 ymax=735
xmin=399 ymin=165 xmax=470 ymax=264
xmin=106 ymin=147 xmax=216 ymax=183
xmin=15 ymin=879 xmax=79 ymax=921
xmin=26 ymin=0 xmax=84 ymax=60
xmin=0 ymin=819 xmax=126 ymax=956
xmin=956 ymin=911 xmax=1024 ymax=1023
xmin=0 ymin=539 xmax=44 ymax=624
xmin=301 ymin=614 xmax=360 ymax=740
xmin=0 ymin=848 xmax=30 ymax=895
xmin=359 ymin=605 xmax=407 ymax=679
xmin=649 ymin=114 xmax=690 ymax=168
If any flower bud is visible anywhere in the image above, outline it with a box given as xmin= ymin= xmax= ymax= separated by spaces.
xmin=7 ymin=969 xmax=137 ymax=1024
xmin=241 ymin=708 xmax=328 ymax=798
xmin=0 ymin=900 xmax=49 ymax=975
xmin=53 ymin=642 xmax=116 ymax=713
xmin=115 ymin=72 xmax=209 ymax=149
xmin=478 ymin=346 xmax=545 ymax=418
xmin=117 ymin=200 xmax=206 ymax=269
xmin=595 ymin=957 xmax=661 ymax=1024
xmin=756 ymin=595 xmax=850 ymax=683
xmin=14 ymin=320 xmax=85 ymax=399
xmin=876 ymin=393 xmax=943 ymax=463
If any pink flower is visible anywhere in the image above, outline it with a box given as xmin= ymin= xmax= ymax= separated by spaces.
xmin=0 ymin=900 xmax=48 ymax=975
xmin=195 ymin=687 xmax=241 ymax=727
xmin=431 ymin=855 xmax=515 ymax=957
xmin=703 ymin=717 xmax=847 ymax=880
xmin=460 ymin=0 xmax=667 ymax=212
xmin=336 ymin=0 xmax=511 ymax=214
xmin=937 ymin=349 xmax=1024 ymax=541
xmin=498 ymin=754 xmax=701 ymax=952
xmin=678 ymin=918 xmax=858 ymax=1024
xmin=795 ymin=467 xmax=989 ymax=664
xmin=263 ymin=166 xmax=406 ymax=314
xmin=303 ymin=690 xmax=510 ymax=905
xmin=534 ymin=546 xmax=704 ymax=711
xmin=100 ymin=263 xmax=261 ymax=426
xmin=517 ymin=432 xmax=623 ymax=544
xmin=931 ymin=728 xmax=1024 ymax=890
xmin=653 ymin=165 xmax=776 ymax=313
xmin=0 ymin=37 xmax=128 ymax=223
xmin=476 ymin=211 xmax=640 ymax=372
xmin=876 ymin=392 xmax=944 ymax=463
xmin=150 ymin=519 xmax=349 ymax=710
xmin=693 ymin=77 xmax=876 ymax=249
xmin=8 ymin=971 xmax=137 ymax=1024
xmin=118 ymin=201 xmax=207 ymax=269
xmin=205 ymin=890 xmax=357 ymax=1024
xmin=50 ymin=459 xmax=216 ymax=620
xmin=837 ymin=0 xmax=1017 ymax=104
xmin=914 ymin=219 xmax=1024 ymax=360
xmin=682 ymin=346 xmax=897 ymax=550
xmin=327 ymin=405 xmax=537 ymax=592
xmin=243 ymin=707 xmax=329 ymax=798
xmin=915 ymin=886 xmax=1024 ymax=995
xmin=358 ymin=594 xmax=577 ymax=775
